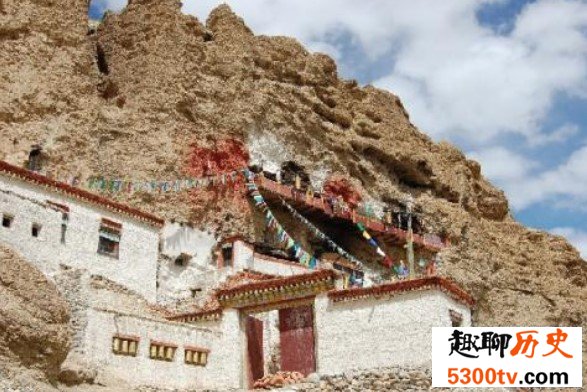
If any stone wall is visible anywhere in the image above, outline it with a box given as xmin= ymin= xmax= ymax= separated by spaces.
xmin=285 ymin=367 xmax=433 ymax=391
xmin=53 ymin=267 xmax=89 ymax=353
xmin=281 ymin=367 xmax=513 ymax=392
xmin=0 ymin=175 xmax=160 ymax=301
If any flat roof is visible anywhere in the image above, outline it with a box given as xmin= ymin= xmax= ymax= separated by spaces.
xmin=0 ymin=160 xmax=164 ymax=227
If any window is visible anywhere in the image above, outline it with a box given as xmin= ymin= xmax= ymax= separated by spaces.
xmin=175 ymin=253 xmax=192 ymax=267
xmin=98 ymin=219 xmax=121 ymax=258
xmin=31 ymin=223 xmax=41 ymax=237
xmin=27 ymin=146 xmax=43 ymax=172
xmin=2 ymin=214 xmax=13 ymax=228
xmin=61 ymin=212 xmax=68 ymax=244
xmin=112 ymin=335 xmax=139 ymax=356
xmin=149 ymin=342 xmax=177 ymax=362
xmin=221 ymin=244 xmax=233 ymax=267
xmin=184 ymin=347 xmax=209 ymax=366
xmin=450 ymin=310 xmax=463 ymax=327
xmin=190 ymin=288 xmax=202 ymax=298
xmin=47 ymin=202 xmax=69 ymax=244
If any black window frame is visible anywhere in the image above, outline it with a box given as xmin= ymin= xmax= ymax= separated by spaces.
xmin=31 ymin=223 xmax=41 ymax=238
xmin=2 ymin=214 xmax=13 ymax=228
xmin=97 ymin=221 xmax=121 ymax=259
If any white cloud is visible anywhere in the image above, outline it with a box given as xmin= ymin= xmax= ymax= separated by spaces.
xmin=528 ymin=123 xmax=579 ymax=147
xmin=468 ymin=143 xmax=587 ymax=214
xmin=374 ymin=0 xmax=587 ymax=143
xmin=550 ymin=227 xmax=587 ymax=259
xmin=504 ymin=144 xmax=587 ymax=209
xmin=469 ymin=147 xmax=537 ymax=182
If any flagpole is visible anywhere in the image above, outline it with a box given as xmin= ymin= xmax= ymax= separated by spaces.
xmin=406 ymin=195 xmax=415 ymax=279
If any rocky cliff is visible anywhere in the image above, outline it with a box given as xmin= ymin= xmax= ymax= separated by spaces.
xmin=0 ymin=0 xmax=585 ymax=388
xmin=0 ymin=246 xmax=70 ymax=386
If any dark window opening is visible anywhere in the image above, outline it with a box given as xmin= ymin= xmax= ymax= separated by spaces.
xmin=98 ymin=235 xmax=119 ymax=258
xmin=96 ymin=43 xmax=109 ymax=75
xmin=60 ymin=212 xmax=68 ymax=244
xmin=174 ymin=253 xmax=192 ymax=267
xmin=97 ymin=219 xmax=121 ymax=258
xmin=2 ymin=214 xmax=13 ymax=228
xmin=221 ymin=245 xmax=233 ymax=267
xmin=28 ymin=146 xmax=43 ymax=172
xmin=60 ymin=223 xmax=67 ymax=244
xmin=31 ymin=223 xmax=41 ymax=237
xmin=280 ymin=161 xmax=311 ymax=189
xmin=190 ymin=288 xmax=202 ymax=298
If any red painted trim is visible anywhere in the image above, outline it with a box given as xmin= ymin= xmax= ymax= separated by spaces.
xmin=101 ymin=218 xmax=122 ymax=229
xmin=113 ymin=334 xmax=140 ymax=342
xmin=328 ymin=276 xmax=475 ymax=307
xmin=0 ymin=160 xmax=164 ymax=227
xmin=184 ymin=345 xmax=211 ymax=353
xmin=150 ymin=340 xmax=178 ymax=348
xmin=217 ymin=269 xmax=335 ymax=299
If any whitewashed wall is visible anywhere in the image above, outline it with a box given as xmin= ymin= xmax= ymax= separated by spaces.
xmin=83 ymin=308 xmax=243 ymax=390
xmin=158 ymin=223 xmax=218 ymax=302
xmin=157 ymin=239 xmax=311 ymax=303
xmin=314 ymin=290 xmax=471 ymax=375
xmin=0 ymin=175 xmax=159 ymax=301
xmin=233 ymin=241 xmax=308 ymax=277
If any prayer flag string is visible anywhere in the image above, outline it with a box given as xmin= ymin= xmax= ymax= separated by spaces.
xmin=245 ymin=173 xmax=318 ymax=269
xmin=280 ymin=198 xmax=364 ymax=269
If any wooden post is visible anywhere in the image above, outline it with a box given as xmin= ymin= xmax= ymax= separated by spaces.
xmin=406 ymin=197 xmax=415 ymax=279
xmin=384 ymin=210 xmax=392 ymax=225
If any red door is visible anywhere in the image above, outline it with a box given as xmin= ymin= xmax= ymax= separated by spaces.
xmin=246 ymin=316 xmax=264 ymax=388
xmin=279 ymin=305 xmax=316 ymax=376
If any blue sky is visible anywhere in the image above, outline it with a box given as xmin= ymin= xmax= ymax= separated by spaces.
xmin=89 ymin=0 xmax=587 ymax=258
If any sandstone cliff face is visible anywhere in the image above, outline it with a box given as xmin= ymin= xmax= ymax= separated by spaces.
xmin=0 ymin=0 xmax=585 ymax=386
xmin=0 ymin=246 xmax=71 ymax=381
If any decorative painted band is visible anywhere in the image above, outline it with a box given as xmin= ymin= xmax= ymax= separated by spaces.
xmin=216 ymin=269 xmax=336 ymax=300
xmin=327 ymin=276 xmax=475 ymax=307
xmin=0 ymin=160 xmax=164 ymax=227
xmin=166 ymin=308 xmax=223 ymax=322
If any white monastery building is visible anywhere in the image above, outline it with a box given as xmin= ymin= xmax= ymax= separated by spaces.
xmin=0 ymin=160 xmax=474 ymax=390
